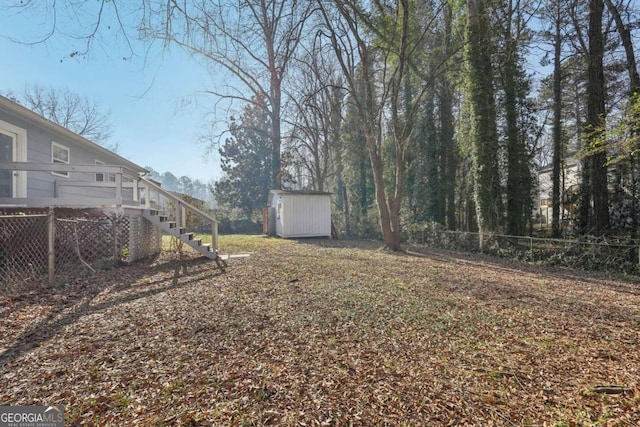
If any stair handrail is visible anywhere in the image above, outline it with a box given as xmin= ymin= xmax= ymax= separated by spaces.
xmin=138 ymin=175 xmax=219 ymax=254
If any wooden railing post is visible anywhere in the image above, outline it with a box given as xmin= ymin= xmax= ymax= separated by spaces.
xmin=212 ymin=221 xmax=218 ymax=253
xmin=176 ymin=201 xmax=182 ymax=230
xmin=136 ymin=176 xmax=220 ymax=258
xmin=115 ymin=170 xmax=122 ymax=205
xmin=133 ymin=179 xmax=139 ymax=203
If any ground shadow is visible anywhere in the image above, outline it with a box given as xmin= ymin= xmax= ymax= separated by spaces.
xmin=0 ymin=255 xmax=223 ymax=368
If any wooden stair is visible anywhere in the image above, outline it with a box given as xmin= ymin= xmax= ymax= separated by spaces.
xmin=142 ymin=209 xmax=227 ymax=270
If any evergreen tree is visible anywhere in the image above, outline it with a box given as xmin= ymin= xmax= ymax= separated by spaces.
xmin=213 ymin=98 xmax=272 ymax=219
xmin=583 ymin=0 xmax=609 ymax=235
xmin=496 ymin=0 xmax=535 ymax=236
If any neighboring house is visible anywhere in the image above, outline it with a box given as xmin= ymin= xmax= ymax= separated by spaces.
xmin=535 ymin=161 xmax=580 ymax=226
xmin=267 ymin=190 xmax=332 ymax=238
xmin=0 ymin=95 xmax=221 ymax=285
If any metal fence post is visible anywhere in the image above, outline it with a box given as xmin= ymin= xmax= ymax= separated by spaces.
xmin=48 ymin=207 xmax=55 ymax=285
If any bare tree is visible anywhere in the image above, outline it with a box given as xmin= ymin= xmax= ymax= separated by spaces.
xmin=0 ymin=0 xmax=135 ymax=59
xmin=287 ymin=38 xmax=345 ymax=194
xmin=12 ymin=84 xmax=113 ymax=148
xmin=141 ymin=0 xmax=313 ymax=190
xmin=317 ymin=0 xmax=444 ymax=251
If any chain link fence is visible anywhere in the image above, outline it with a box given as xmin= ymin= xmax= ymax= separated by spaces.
xmin=1 ymin=208 xmax=162 ymax=291
xmin=0 ymin=213 xmax=49 ymax=290
xmin=406 ymin=226 xmax=640 ymax=274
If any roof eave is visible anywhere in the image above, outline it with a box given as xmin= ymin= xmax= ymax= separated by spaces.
xmin=0 ymin=95 xmax=147 ymax=174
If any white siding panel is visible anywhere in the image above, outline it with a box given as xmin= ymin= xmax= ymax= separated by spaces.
xmin=283 ymin=194 xmax=330 ymax=238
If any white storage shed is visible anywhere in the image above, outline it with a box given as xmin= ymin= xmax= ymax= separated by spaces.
xmin=267 ymin=190 xmax=332 ymax=238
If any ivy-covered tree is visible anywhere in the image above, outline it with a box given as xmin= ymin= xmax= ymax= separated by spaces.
xmin=213 ymin=98 xmax=272 ymax=219
xmin=464 ymin=0 xmax=503 ymax=241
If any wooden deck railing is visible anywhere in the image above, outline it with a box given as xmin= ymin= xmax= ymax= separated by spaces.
xmin=138 ymin=177 xmax=219 ymax=253
xmin=0 ymin=161 xmax=218 ymax=252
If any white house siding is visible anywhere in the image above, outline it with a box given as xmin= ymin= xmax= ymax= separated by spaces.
xmin=535 ymin=162 xmax=580 ymax=224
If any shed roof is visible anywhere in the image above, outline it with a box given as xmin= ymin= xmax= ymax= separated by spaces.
xmin=268 ymin=189 xmax=332 ymax=205
xmin=0 ymin=94 xmax=147 ymax=174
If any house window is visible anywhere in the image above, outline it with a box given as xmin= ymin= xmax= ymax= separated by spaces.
xmin=0 ymin=120 xmax=27 ymax=198
xmin=0 ymin=132 xmax=13 ymax=197
xmin=95 ymin=160 xmax=116 ymax=183
xmin=51 ymin=141 xmax=70 ymax=177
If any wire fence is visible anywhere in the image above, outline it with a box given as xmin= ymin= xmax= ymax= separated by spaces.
xmin=0 ymin=213 xmax=49 ymax=289
xmin=0 ymin=208 xmax=161 ymax=292
xmin=406 ymin=227 xmax=640 ymax=274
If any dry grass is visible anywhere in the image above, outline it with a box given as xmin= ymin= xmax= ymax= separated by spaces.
xmin=1 ymin=235 xmax=639 ymax=426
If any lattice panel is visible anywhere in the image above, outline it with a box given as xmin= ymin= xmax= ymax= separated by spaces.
xmin=0 ymin=214 xmax=49 ymax=289
xmin=54 ymin=215 xmax=120 ymax=277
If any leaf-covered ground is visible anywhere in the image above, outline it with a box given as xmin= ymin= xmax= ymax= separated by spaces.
xmin=1 ymin=236 xmax=639 ymax=426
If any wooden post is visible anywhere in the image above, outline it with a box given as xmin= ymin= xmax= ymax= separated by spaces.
xmin=176 ymin=202 xmax=182 ymax=231
xmin=212 ymin=221 xmax=218 ymax=254
xmin=143 ymin=183 xmax=150 ymax=209
xmin=115 ymin=171 xmax=122 ymax=206
xmin=48 ymin=207 xmax=55 ymax=285
xmin=132 ymin=179 xmax=139 ymax=203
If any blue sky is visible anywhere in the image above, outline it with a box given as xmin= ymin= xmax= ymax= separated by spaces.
xmin=0 ymin=5 xmax=223 ymax=183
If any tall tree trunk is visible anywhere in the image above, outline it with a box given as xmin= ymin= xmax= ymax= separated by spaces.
xmin=503 ymin=12 xmax=525 ymax=236
xmin=465 ymin=0 xmax=502 ymax=243
xmin=384 ymin=0 xmax=411 ymax=251
xmin=269 ymin=66 xmax=283 ymax=190
xmin=440 ymin=84 xmax=457 ymax=230
xmin=440 ymin=2 xmax=457 ymax=231
xmin=425 ymin=98 xmax=441 ymax=222
xmin=361 ymin=46 xmax=398 ymax=249
xmin=586 ymin=0 xmax=609 ymax=235
xmin=551 ymin=1 xmax=563 ymax=238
